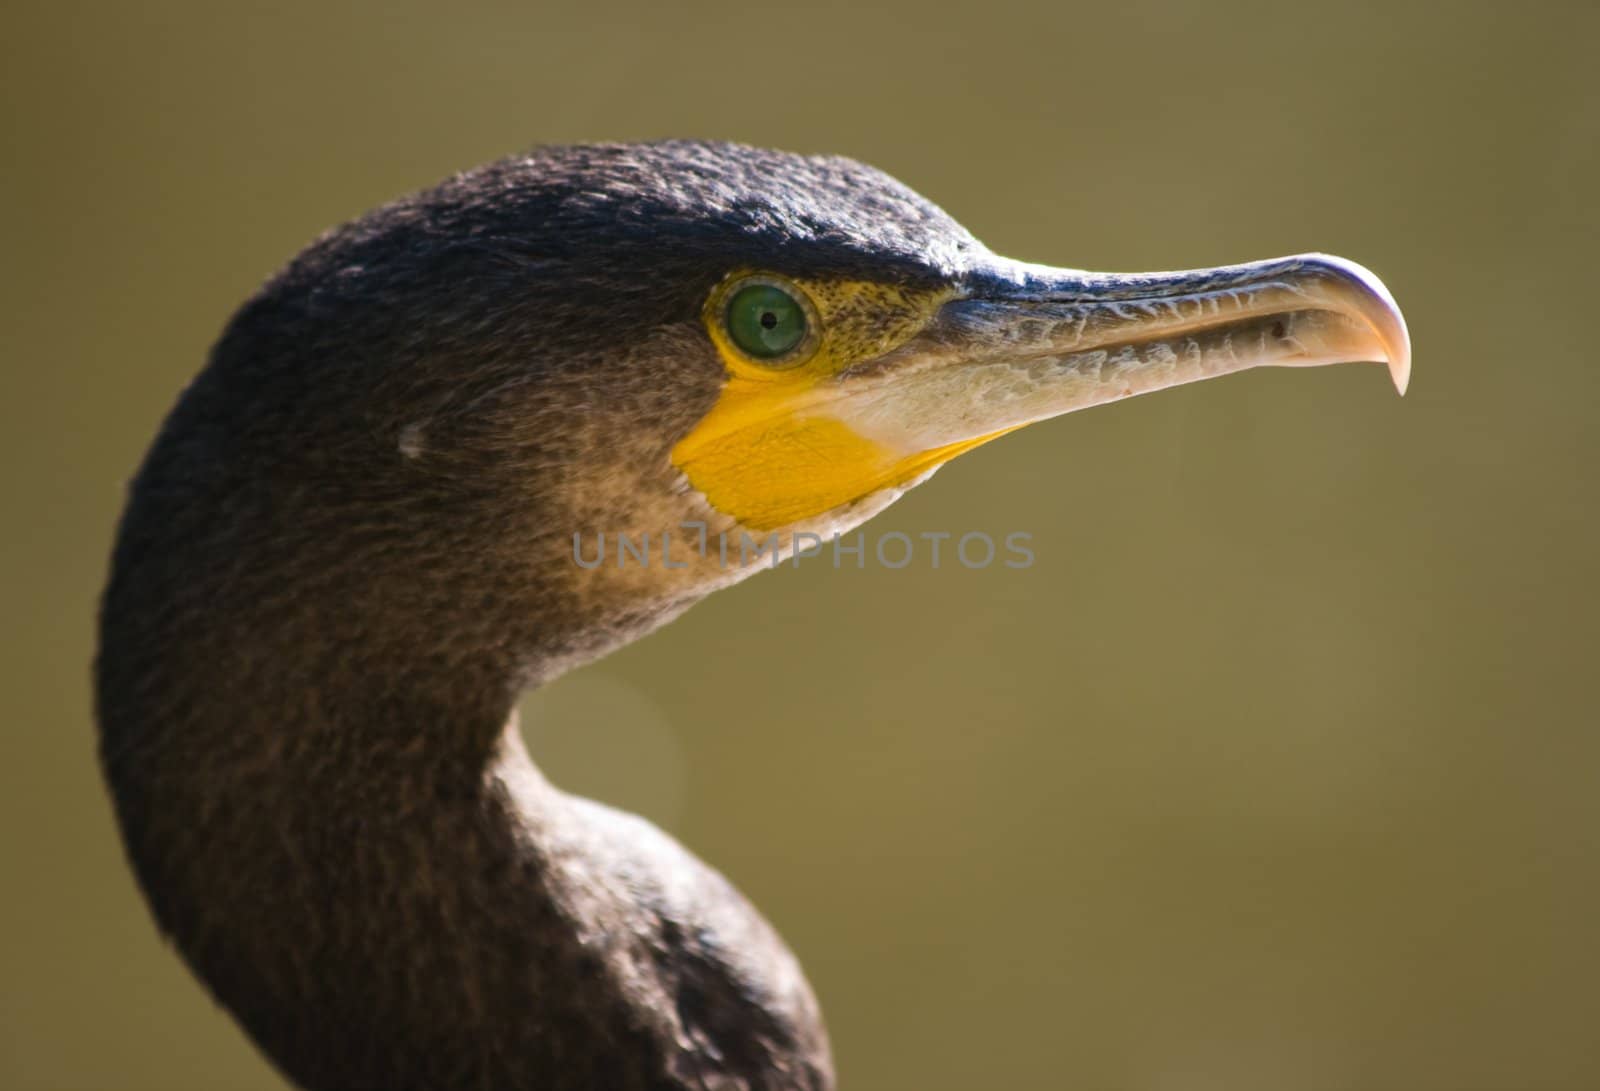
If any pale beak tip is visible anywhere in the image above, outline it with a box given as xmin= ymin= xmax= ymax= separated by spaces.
xmin=1390 ymin=352 xmax=1411 ymax=397
xmin=1304 ymin=252 xmax=1411 ymax=397
xmin=1381 ymin=304 xmax=1411 ymax=396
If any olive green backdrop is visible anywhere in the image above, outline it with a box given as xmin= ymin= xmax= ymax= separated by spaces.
xmin=4 ymin=2 xmax=1597 ymax=1088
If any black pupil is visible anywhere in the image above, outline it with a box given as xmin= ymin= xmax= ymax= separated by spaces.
xmin=759 ymin=311 xmax=778 ymax=329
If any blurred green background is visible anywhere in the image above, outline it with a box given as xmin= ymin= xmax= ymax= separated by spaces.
xmin=4 ymin=1 xmax=1597 ymax=1088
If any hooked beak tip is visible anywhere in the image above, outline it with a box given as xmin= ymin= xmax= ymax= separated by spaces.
xmin=1391 ymin=354 xmax=1411 ymax=397
xmin=1306 ymin=252 xmax=1411 ymax=396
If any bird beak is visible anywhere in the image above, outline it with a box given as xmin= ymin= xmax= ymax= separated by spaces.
xmin=825 ymin=252 xmax=1409 ymax=461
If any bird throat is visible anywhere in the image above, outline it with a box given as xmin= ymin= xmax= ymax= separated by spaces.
xmin=97 ymin=500 xmax=832 ymax=1090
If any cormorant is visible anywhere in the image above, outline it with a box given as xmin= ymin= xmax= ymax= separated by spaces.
xmin=95 ymin=141 xmax=1409 ymax=1091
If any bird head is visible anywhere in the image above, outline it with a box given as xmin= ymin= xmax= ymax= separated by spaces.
xmin=152 ymin=140 xmax=1407 ymax=683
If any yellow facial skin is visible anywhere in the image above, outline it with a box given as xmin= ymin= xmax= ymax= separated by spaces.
xmin=672 ymin=255 xmax=1413 ymax=534
xmin=672 ymin=272 xmax=984 ymax=531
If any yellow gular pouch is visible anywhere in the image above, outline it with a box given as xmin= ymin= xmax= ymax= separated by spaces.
xmin=672 ymin=272 xmax=983 ymax=531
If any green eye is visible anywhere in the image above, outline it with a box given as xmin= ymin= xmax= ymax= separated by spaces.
xmin=725 ymin=281 xmax=810 ymax=361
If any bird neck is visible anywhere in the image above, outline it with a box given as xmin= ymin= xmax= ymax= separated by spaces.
xmin=96 ymin=477 xmax=830 ymax=1090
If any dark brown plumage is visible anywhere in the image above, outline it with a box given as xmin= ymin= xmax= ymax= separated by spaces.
xmin=95 ymin=141 xmax=973 ymax=1090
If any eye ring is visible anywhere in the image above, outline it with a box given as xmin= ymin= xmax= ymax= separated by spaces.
xmin=714 ymin=274 xmax=821 ymax=368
